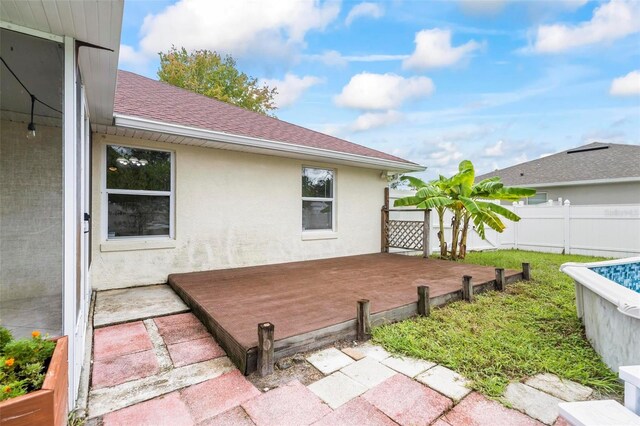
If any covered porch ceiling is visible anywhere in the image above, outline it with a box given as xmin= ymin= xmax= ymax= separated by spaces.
xmin=0 ymin=0 xmax=123 ymax=125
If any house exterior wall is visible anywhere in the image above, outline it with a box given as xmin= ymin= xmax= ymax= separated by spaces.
xmin=90 ymin=133 xmax=388 ymax=290
xmin=0 ymin=120 xmax=63 ymax=302
xmin=533 ymin=182 xmax=640 ymax=205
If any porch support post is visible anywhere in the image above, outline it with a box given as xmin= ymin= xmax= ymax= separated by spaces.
xmin=417 ymin=285 xmax=430 ymax=316
xmin=357 ymin=299 xmax=371 ymax=340
xmin=462 ymin=275 xmax=473 ymax=302
xmin=495 ymin=268 xmax=506 ymax=291
xmin=257 ymin=322 xmax=275 ymax=376
xmin=522 ymin=263 xmax=531 ymax=281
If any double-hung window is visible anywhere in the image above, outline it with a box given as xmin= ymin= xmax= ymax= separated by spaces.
xmin=302 ymin=167 xmax=334 ymax=231
xmin=105 ymin=144 xmax=174 ymax=239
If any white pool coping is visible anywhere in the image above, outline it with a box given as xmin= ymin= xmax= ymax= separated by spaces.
xmin=561 ymin=257 xmax=640 ymax=320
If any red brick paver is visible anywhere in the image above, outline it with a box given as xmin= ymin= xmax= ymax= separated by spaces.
xmin=312 ymin=397 xmax=397 ymax=426
xmin=154 ymin=312 xmax=210 ymax=344
xmin=93 ymin=321 xmax=152 ymax=360
xmin=441 ymin=392 xmax=543 ymax=426
xmin=363 ymin=374 xmax=453 ymax=426
xmin=92 ymin=349 xmax=159 ymax=389
xmin=242 ymin=380 xmax=331 ymax=426
xmin=205 ymin=406 xmax=256 ymax=426
xmin=168 ymin=336 xmax=226 ymax=367
xmin=102 ymin=392 xmax=193 ymax=426
xmin=181 ymin=370 xmax=261 ymax=423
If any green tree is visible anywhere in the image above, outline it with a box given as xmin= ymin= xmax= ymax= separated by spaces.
xmin=158 ymin=46 xmax=278 ymax=116
xmin=394 ymin=160 xmax=536 ymax=260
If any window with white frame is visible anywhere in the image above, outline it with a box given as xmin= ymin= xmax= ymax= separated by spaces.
xmin=105 ymin=144 xmax=173 ymax=239
xmin=526 ymin=192 xmax=548 ymax=205
xmin=302 ymin=167 xmax=334 ymax=231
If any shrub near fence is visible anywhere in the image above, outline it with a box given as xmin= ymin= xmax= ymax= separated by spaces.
xmin=389 ymin=190 xmax=640 ymax=259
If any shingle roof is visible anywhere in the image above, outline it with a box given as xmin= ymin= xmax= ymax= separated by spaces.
xmin=114 ymin=70 xmax=416 ymax=165
xmin=476 ymin=142 xmax=640 ymax=185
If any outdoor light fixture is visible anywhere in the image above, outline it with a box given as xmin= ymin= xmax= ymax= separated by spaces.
xmin=26 ymin=94 xmax=36 ymax=139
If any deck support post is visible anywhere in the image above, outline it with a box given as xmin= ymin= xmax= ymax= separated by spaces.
xmin=257 ymin=322 xmax=275 ymax=376
xmin=357 ymin=299 xmax=371 ymax=340
xmin=417 ymin=285 xmax=430 ymax=316
xmin=462 ymin=275 xmax=473 ymax=302
xmin=522 ymin=263 xmax=531 ymax=281
xmin=423 ymin=210 xmax=431 ymax=258
xmin=495 ymin=268 xmax=506 ymax=291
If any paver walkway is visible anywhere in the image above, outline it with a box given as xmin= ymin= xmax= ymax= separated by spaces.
xmin=84 ymin=285 xmax=591 ymax=425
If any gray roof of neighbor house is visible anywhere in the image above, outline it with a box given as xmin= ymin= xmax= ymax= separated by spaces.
xmin=112 ymin=70 xmax=421 ymax=170
xmin=476 ymin=142 xmax=640 ymax=186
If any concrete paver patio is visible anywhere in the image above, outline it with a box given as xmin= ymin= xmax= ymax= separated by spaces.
xmin=84 ymin=284 xmax=588 ymax=425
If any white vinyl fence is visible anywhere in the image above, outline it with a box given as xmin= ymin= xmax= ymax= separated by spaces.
xmin=389 ymin=190 xmax=640 ymax=259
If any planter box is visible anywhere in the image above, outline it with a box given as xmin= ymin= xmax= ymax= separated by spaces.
xmin=0 ymin=336 xmax=68 ymax=426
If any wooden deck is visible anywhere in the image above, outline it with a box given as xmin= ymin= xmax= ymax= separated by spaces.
xmin=168 ymin=253 xmax=523 ymax=374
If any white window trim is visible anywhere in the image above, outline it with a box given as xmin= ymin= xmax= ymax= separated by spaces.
xmin=302 ymin=166 xmax=336 ymax=233
xmin=102 ymin=143 xmax=175 ymax=241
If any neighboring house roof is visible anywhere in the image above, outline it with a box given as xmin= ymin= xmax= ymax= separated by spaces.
xmin=112 ymin=70 xmax=421 ymax=170
xmin=476 ymin=142 xmax=640 ymax=187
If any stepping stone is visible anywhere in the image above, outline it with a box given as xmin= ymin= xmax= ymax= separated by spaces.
xmin=242 ymin=380 xmax=331 ymax=426
xmin=167 ymin=336 xmax=226 ymax=367
xmin=504 ymin=383 xmax=564 ymax=425
xmin=416 ymin=365 xmax=472 ymax=402
xmin=102 ymin=391 xmax=193 ymax=426
xmin=93 ymin=321 xmax=153 ymax=360
xmin=181 ymin=370 xmax=261 ymax=423
xmin=154 ymin=312 xmax=211 ymax=345
xmin=382 ymin=355 xmax=435 ymax=378
xmin=525 ymin=373 xmax=593 ymax=402
xmin=341 ymin=357 xmax=397 ymax=389
xmin=308 ymin=371 xmax=367 ymax=409
xmin=356 ymin=343 xmax=391 ymax=361
xmin=94 ymin=285 xmax=188 ymax=327
xmin=342 ymin=347 xmax=366 ymax=361
xmin=442 ymin=392 xmax=543 ymax=425
xmin=208 ymin=406 xmax=255 ymax=426
xmin=313 ymin=397 xmax=397 ymax=426
xmin=362 ymin=374 xmax=453 ymax=425
xmin=306 ymin=347 xmax=354 ymax=375
xmin=92 ymin=350 xmax=159 ymax=389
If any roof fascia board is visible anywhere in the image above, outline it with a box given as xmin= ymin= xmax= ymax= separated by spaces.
xmin=517 ymin=177 xmax=640 ymax=188
xmin=114 ymin=114 xmax=425 ymax=172
xmin=0 ymin=20 xmax=64 ymax=43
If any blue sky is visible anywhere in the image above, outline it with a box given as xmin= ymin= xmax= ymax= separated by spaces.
xmin=119 ymin=0 xmax=640 ymax=179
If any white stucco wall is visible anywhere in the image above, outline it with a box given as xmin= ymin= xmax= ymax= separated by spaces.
xmin=90 ymin=133 xmax=388 ymax=289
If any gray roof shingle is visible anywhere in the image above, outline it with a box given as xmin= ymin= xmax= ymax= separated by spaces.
xmin=476 ymin=142 xmax=640 ymax=185
xmin=114 ymin=70 xmax=417 ymax=165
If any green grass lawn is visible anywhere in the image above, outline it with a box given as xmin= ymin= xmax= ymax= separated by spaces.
xmin=372 ymin=250 xmax=623 ymax=399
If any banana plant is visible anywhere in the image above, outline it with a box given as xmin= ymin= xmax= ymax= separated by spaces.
xmin=394 ymin=160 xmax=536 ymax=260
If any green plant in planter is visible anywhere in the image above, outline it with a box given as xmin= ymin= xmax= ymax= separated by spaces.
xmin=0 ymin=327 xmax=56 ymax=401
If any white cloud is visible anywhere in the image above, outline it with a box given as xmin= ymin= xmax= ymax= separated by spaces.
xmin=351 ymin=110 xmax=402 ymax=131
xmin=345 ymin=2 xmax=384 ymax=26
xmin=458 ymin=0 xmax=507 ymax=16
xmin=118 ymin=44 xmax=155 ymax=70
xmin=304 ymin=50 xmax=408 ymax=66
xmin=138 ymin=0 xmax=340 ymax=60
xmin=610 ymin=70 xmax=640 ymax=96
xmin=403 ymin=29 xmax=482 ymax=70
xmin=484 ymin=140 xmax=504 ymax=157
xmin=261 ymin=73 xmax=322 ymax=108
xmin=532 ymin=0 xmax=640 ymax=53
xmin=429 ymin=142 xmax=464 ymax=167
xmin=335 ymin=72 xmax=434 ymax=110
